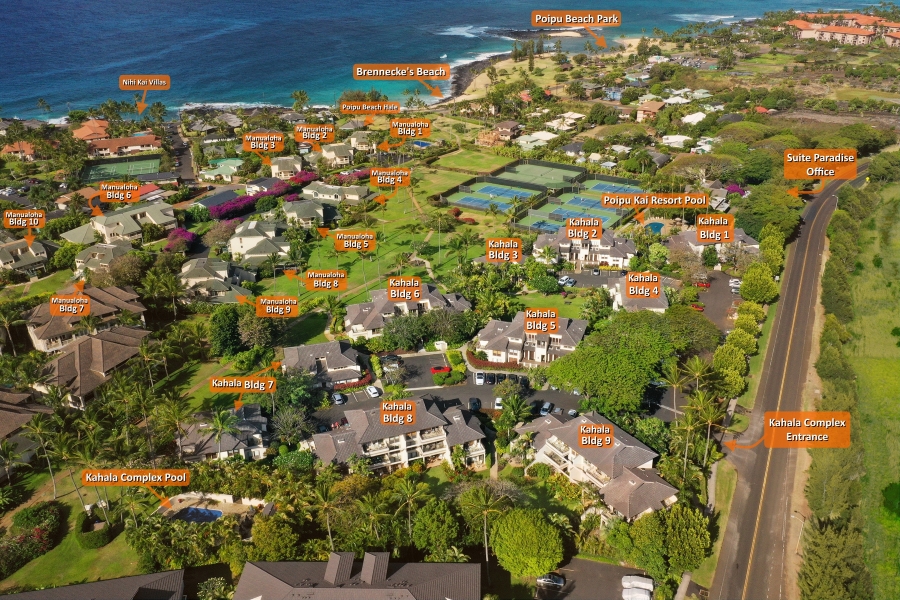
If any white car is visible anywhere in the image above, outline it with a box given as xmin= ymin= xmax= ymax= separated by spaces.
xmin=622 ymin=575 xmax=654 ymax=591
xmin=557 ymin=276 xmax=572 ymax=286
xmin=365 ymin=386 xmax=380 ymax=398
xmin=729 ymin=278 xmax=741 ymax=285
xmin=622 ymin=590 xmax=651 ymax=600
xmin=494 ymin=397 xmax=503 ymax=409
xmin=475 ymin=372 xmax=485 ymax=385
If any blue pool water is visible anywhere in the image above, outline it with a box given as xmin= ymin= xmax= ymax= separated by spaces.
xmin=412 ymin=140 xmax=432 ymax=148
xmin=175 ymin=507 xmax=223 ymax=523
xmin=645 ymin=222 xmax=664 ymax=234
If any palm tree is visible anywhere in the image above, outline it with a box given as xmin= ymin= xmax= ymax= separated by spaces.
xmin=458 ymin=484 xmax=512 ymax=584
xmin=356 ymin=492 xmax=391 ymax=541
xmin=0 ymin=304 xmax=24 ymax=357
xmin=290 ymin=90 xmax=310 ymax=112
xmin=137 ymin=339 xmax=160 ymax=386
xmin=672 ymin=411 xmax=702 ymax=480
xmin=202 ymin=409 xmax=240 ymax=457
xmin=267 ymin=252 xmax=282 ymax=285
xmin=50 ymin=432 xmax=88 ymax=511
xmin=40 ymin=384 xmax=68 ymax=410
xmin=158 ymin=271 xmax=185 ymax=319
xmin=74 ymin=446 xmax=111 ymax=525
xmin=323 ymin=296 xmax=345 ymax=333
xmin=500 ymin=394 xmax=532 ymax=435
xmin=78 ymin=314 xmax=102 ymax=335
xmin=393 ymin=252 xmax=411 ymax=276
xmin=446 ymin=237 xmax=467 ymax=267
xmin=660 ymin=362 xmax=688 ymax=414
xmin=442 ymin=546 xmax=470 ymax=563
xmin=313 ymin=482 xmax=339 ymax=551
xmin=0 ymin=440 xmax=28 ymax=484
xmin=391 ymin=477 xmax=432 ymax=538
xmin=688 ymin=390 xmax=727 ymax=468
xmin=117 ymin=309 xmax=142 ymax=327
xmin=684 ymin=355 xmax=712 ymax=391
xmin=154 ymin=391 xmax=197 ymax=460
xmin=22 ymin=414 xmax=57 ymax=499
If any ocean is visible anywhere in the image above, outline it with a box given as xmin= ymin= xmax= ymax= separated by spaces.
xmin=0 ymin=0 xmax=873 ymax=120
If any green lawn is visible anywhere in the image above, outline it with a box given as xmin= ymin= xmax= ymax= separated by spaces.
xmin=830 ymin=87 xmax=900 ymax=102
xmin=279 ymin=312 xmax=329 ymax=347
xmin=517 ymin=291 xmax=588 ymax=321
xmin=413 ymin=168 xmax=473 ymax=199
xmin=849 ymin=184 xmax=900 ymax=599
xmin=432 ymin=150 xmax=513 ymax=173
xmin=0 ymin=270 xmax=72 ymax=301
xmin=692 ymin=460 xmax=738 ymax=589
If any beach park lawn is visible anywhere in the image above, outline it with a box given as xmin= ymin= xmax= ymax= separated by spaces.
xmin=432 ymin=150 xmax=513 ymax=173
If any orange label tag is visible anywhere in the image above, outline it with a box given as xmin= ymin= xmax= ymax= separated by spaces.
xmin=486 ymin=238 xmax=522 ymax=263
xmin=294 ymin=124 xmax=334 ymax=143
xmin=49 ymin=294 xmax=91 ymax=316
xmin=371 ymin=168 xmax=410 ymax=187
xmin=354 ymin=64 xmax=451 ymax=80
xmin=390 ymin=119 xmax=432 ymax=139
xmin=4 ymin=209 xmax=45 ymax=229
xmin=304 ymin=269 xmax=348 ymax=291
xmin=209 ymin=376 xmax=276 ymax=393
xmin=99 ymin=181 xmax=141 ymax=203
xmin=255 ymin=296 xmax=299 ymax=317
xmin=243 ymin=131 xmax=285 ymax=153
xmin=784 ymin=149 xmax=857 ymax=180
xmin=696 ymin=214 xmax=734 ymax=244
xmin=82 ymin=469 xmax=189 ymax=486
xmin=532 ymin=10 xmax=622 ymax=27
xmin=600 ymin=192 xmax=708 ymax=210
xmin=764 ymin=411 xmax=851 ymax=448
xmin=119 ymin=75 xmax=171 ymax=90
xmin=334 ymin=230 xmax=376 ymax=252
xmin=340 ymin=101 xmax=401 ymax=114
xmin=625 ymin=272 xmax=662 ymax=298
xmin=565 ymin=217 xmax=602 ymax=240
xmin=578 ymin=423 xmax=615 ymax=448
xmin=388 ymin=276 xmax=422 ymax=301
xmin=381 ymin=400 xmax=416 ymax=425
xmin=525 ymin=308 xmax=559 ymax=333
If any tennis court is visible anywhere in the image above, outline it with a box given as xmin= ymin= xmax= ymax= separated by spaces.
xmin=453 ymin=195 xmax=512 ymax=212
xmin=81 ymin=157 xmax=161 ymax=183
xmin=497 ymin=163 xmax=583 ymax=187
xmin=517 ymin=215 xmax=561 ymax=233
xmin=589 ymin=180 xmax=643 ymax=193
xmin=472 ymin=182 xmax=536 ymax=199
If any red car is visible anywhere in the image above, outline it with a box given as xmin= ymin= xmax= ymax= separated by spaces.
xmin=694 ymin=281 xmax=711 ymax=288
xmin=690 ymin=303 xmax=705 ymax=311
xmin=431 ymin=366 xmax=452 ymax=374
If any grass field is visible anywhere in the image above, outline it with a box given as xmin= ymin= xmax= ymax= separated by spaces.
xmin=693 ymin=460 xmax=738 ymax=588
xmin=432 ymin=150 xmax=513 ymax=173
xmin=829 ymin=87 xmax=900 ymax=102
xmin=0 ymin=270 xmax=72 ymax=301
xmin=849 ymin=184 xmax=900 ymax=599
xmin=279 ymin=312 xmax=329 ymax=347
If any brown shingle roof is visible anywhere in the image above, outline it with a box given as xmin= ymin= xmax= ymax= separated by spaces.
xmin=600 ymin=466 xmax=678 ymax=519
xmin=27 ymin=285 xmax=146 ymax=341
xmin=2 ymin=569 xmax=184 ymax=599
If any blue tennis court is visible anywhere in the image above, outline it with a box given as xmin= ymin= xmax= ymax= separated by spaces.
xmin=476 ymin=184 xmax=534 ymax=199
xmin=590 ymin=181 xmax=643 ymax=193
xmin=454 ymin=196 xmax=511 ymax=212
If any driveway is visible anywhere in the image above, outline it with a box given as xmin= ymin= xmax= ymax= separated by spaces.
xmin=534 ymin=558 xmax=648 ymax=600
xmin=397 ymin=353 xmax=452 ymax=389
xmin=699 ymin=270 xmax=739 ymax=332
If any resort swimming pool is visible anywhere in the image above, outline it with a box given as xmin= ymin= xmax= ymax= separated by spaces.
xmin=174 ymin=507 xmax=223 ymax=523
xmin=412 ymin=140 xmax=432 ymax=148
xmin=645 ymin=222 xmax=664 ymax=234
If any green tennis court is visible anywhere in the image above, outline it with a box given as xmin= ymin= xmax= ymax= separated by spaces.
xmin=496 ymin=163 xmax=582 ymax=187
xmin=81 ymin=157 xmax=161 ymax=183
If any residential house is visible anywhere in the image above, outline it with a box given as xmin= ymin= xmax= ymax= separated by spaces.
xmin=201 ymin=133 xmax=237 ymax=145
xmin=280 ymin=111 xmax=306 ymax=124
xmin=815 ymin=26 xmax=877 ymax=44
xmin=339 ymin=119 xmax=367 ymax=131
xmin=235 ymin=553 xmax=480 ymax=600
xmin=283 ymin=198 xmax=337 ymax=228
xmin=199 ymin=158 xmax=243 ymax=182
xmin=312 ymin=398 xmax=486 ymax=471
xmin=517 ymin=131 xmax=558 ymax=151
xmin=648 ymin=151 xmax=671 ymax=168
xmin=545 ymin=118 xmax=575 ymax=132
xmin=55 ymin=186 xmax=97 ymax=210
xmin=610 ymin=144 xmax=632 ymax=156
xmin=302 ymin=181 xmax=371 ymax=205
xmin=495 ymin=120 xmax=521 ymax=141
xmin=191 ymin=189 xmax=240 ymax=210
xmin=349 ymin=131 xmax=374 ymax=151
xmin=636 ymin=101 xmax=665 ymax=123
xmin=344 ymin=284 xmax=471 ymax=340
xmin=180 ymin=257 xmax=255 ymax=304
xmin=605 ymin=276 xmax=670 ymax=313
xmin=1 ymin=570 xmax=185 ymax=600
xmin=227 ymin=220 xmax=290 ymax=265
xmin=26 ymin=285 xmax=147 ymax=352
xmin=561 ymin=141 xmax=584 ymax=157
xmin=888 ymin=31 xmax=900 ymax=46
xmin=668 ymin=227 xmax=759 ymax=257
xmin=282 ymin=340 xmax=365 ymax=389
xmin=516 ymin=412 xmax=677 ymax=520
xmin=534 ymin=228 xmax=636 ymax=268
xmin=38 ymin=326 xmax=151 ymax=409
xmin=73 ymin=240 xmax=132 ymax=274
xmin=0 ymin=238 xmax=48 ymax=276
xmin=664 ymin=96 xmax=691 ymax=106
xmin=88 ymin=134 xmax=162 ymax=157
xmin=1 ymin=141 xmax=36 ymax=161
xmin=217 ymin=112 xmax=243 ymax=129
xmin=179 ymin=403 xmax=269 ymax=461
xmin=662 ymin=135 xmax=692 ymax=149
xmin=61 ymin=202 xmax=177 ymax=244
xmin=476 ymin=130 xmax=502 ymax=147
xmin=0 ymin=391 xmax=53 ymax=483
xmin=321 ymin=143 xmax=353 ymax=167
xmin=271 ymin=155 xmax=304 ymax=180
xmin=475 ymin=311 xmax=588 ymax=365
xmin=71 ymin=119 xmax=109 ymax=142
xmin=245 ymin=177 xmax=282 ymax=194
xmin=681 ymin=111 xmax=707 ymax=126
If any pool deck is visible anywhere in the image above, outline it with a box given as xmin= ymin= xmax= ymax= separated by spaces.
xmin=157 ymin=491 xmax=258 ymax=517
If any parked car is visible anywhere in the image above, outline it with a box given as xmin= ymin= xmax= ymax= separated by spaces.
xmin=331 ymin=393 xmax=347 ymax=405
xmin=591 ymin=268 xmax=601 ymax=276
xmin=430 ymin=366 xmax=452 ymax=374
xmin=694 ymin=281 xmax=711 ymax=288
xmin=568 ymin=409 xmax=579 ymax=417
xmin=331 ymin=417 xmax=348 ymax=429
xmin=507 ymin=374 xmax=519 ymax=384
xmin=557 ymin=275 xmax=572 ymax=286
xmin=365 ymin=386 xmax=380 ymax=398
xmin=486 ymin=373 xmax=496 ymax=385
xmin=572 ymin=388 xmax=581 ymax=395
xmin=468 ymin=398 xmax=481 ymax=411
xmin=496 ymin=373 xmax=507 ymax=383
xmin=622 ymin=590 xmax=651 ymax=600
xmin=622 ymin=575 xmax=654 ymax=591
xmin=564 ymin=278 xmax=576 ymax=287
xmin=520 ymin=377 xmax=530 ymax=390
xmin=536 ymin=573 xmax=565 ymax=589
xmin=620 ymin=269 xmax=628 ymax=275
xmin=475 ymin=372 xmax=485 ymax=385
xmin=494 ymin=397 xmax=503 ymax=409
xmin=690 ymin=303 xmax=705 ymax=312
xmin=540 ymin=401 xmax=554 ymax=416
xmin=730 ymin=278 xmax=741 ymax=285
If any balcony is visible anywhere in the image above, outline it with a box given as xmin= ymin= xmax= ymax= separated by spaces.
xmin=422 ymin=442 xmax=446 ymax=454
xmin=583 ymin=464 xmax=610 ymax=486
xmin=363 ymin=441 xmax=390 ymax=454
xmin=421 ymin=428 xmax=444 ymax=441
xmin=545 ymin=451 xmax=567 ymax=467
xmin=547 ymin=438 xmax=571 ymax=456
xmin=404 ymin=433 xmax=420 ymax=445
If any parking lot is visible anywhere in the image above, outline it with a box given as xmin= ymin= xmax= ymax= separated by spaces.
xmin=698 ymin=270 xmax=740 ymax=332
xmin=534 ymin=559 xmax=649 ymax=600
xmin=393 ymin=353 xmax=451 ymax=389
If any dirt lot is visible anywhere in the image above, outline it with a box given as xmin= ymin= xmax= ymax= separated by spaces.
xmin=772 ymin=108 xmax=900 ymax=129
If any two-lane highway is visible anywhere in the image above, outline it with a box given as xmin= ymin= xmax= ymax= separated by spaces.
xmin=712 ymin=167 xmax=867 ymax=600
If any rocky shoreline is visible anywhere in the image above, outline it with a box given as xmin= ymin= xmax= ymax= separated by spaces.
xmin=448 ymin=52 xmax=512 ymax=98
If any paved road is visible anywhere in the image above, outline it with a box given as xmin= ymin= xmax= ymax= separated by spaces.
xmin=712 ymin=169 xmax=867 ymax=600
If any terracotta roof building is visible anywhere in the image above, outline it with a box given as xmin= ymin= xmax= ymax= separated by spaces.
xmin=815 ymin=25 xmax=877 ymax=44
xmin=88 ymin=134 xmax=161 ymax=157
xmin=1 ymin=140 xmax=36 ymax=161
xmin=71 ymin=119 xmax=109 ymax=141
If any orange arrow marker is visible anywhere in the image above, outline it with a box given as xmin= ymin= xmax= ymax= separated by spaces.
xmin=317 ymin=227 xmax=331 ymax=238
xmin=136 ymin=89 xmax=149 ymax=114
xmin=145 ymin=485 xmax=172 ymax=510
xmin=723 ymin=436 xmax=764 ymax=452
xmin=23 ymin=227 xmax=36 ymax=247
xmin=234 ymin=393 xmax=244 ymax=411
xmin=364 ymin=114 xmax=375 ymax=126
xmin=284 ymin=269 xmax=299 ymax=280
xmin=252 ymin=150 xmax=272 ymax=166
xmin=377 ymin=140 xmax=404 ymax=152
xmin=633 ymin=209 xmax=646 ymax=225
xmin=73 ymin=280 xmax=86 ymax=293
xmin=374 ymin=188 xmax=399 ymax=205
xmin=800 ymin=181 xmax=826 ymax=195
xmin=237 ymin=295 xmax=255 ymax=306
xmin=583 ymin=27 xmax=607 ymax=48
xmin=418 ymin=80 xmax=444 ymax=98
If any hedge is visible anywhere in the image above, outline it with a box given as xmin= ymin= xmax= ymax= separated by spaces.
xmin=466 ymin=350 xmax=525 ymax=372
xmin=332 ymin=371 xmax=373 ymax=391
xmin=1 ymin=501 xmax=64 ymax=579
xmin=74 ymin=509 xmax=114 ymax=549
